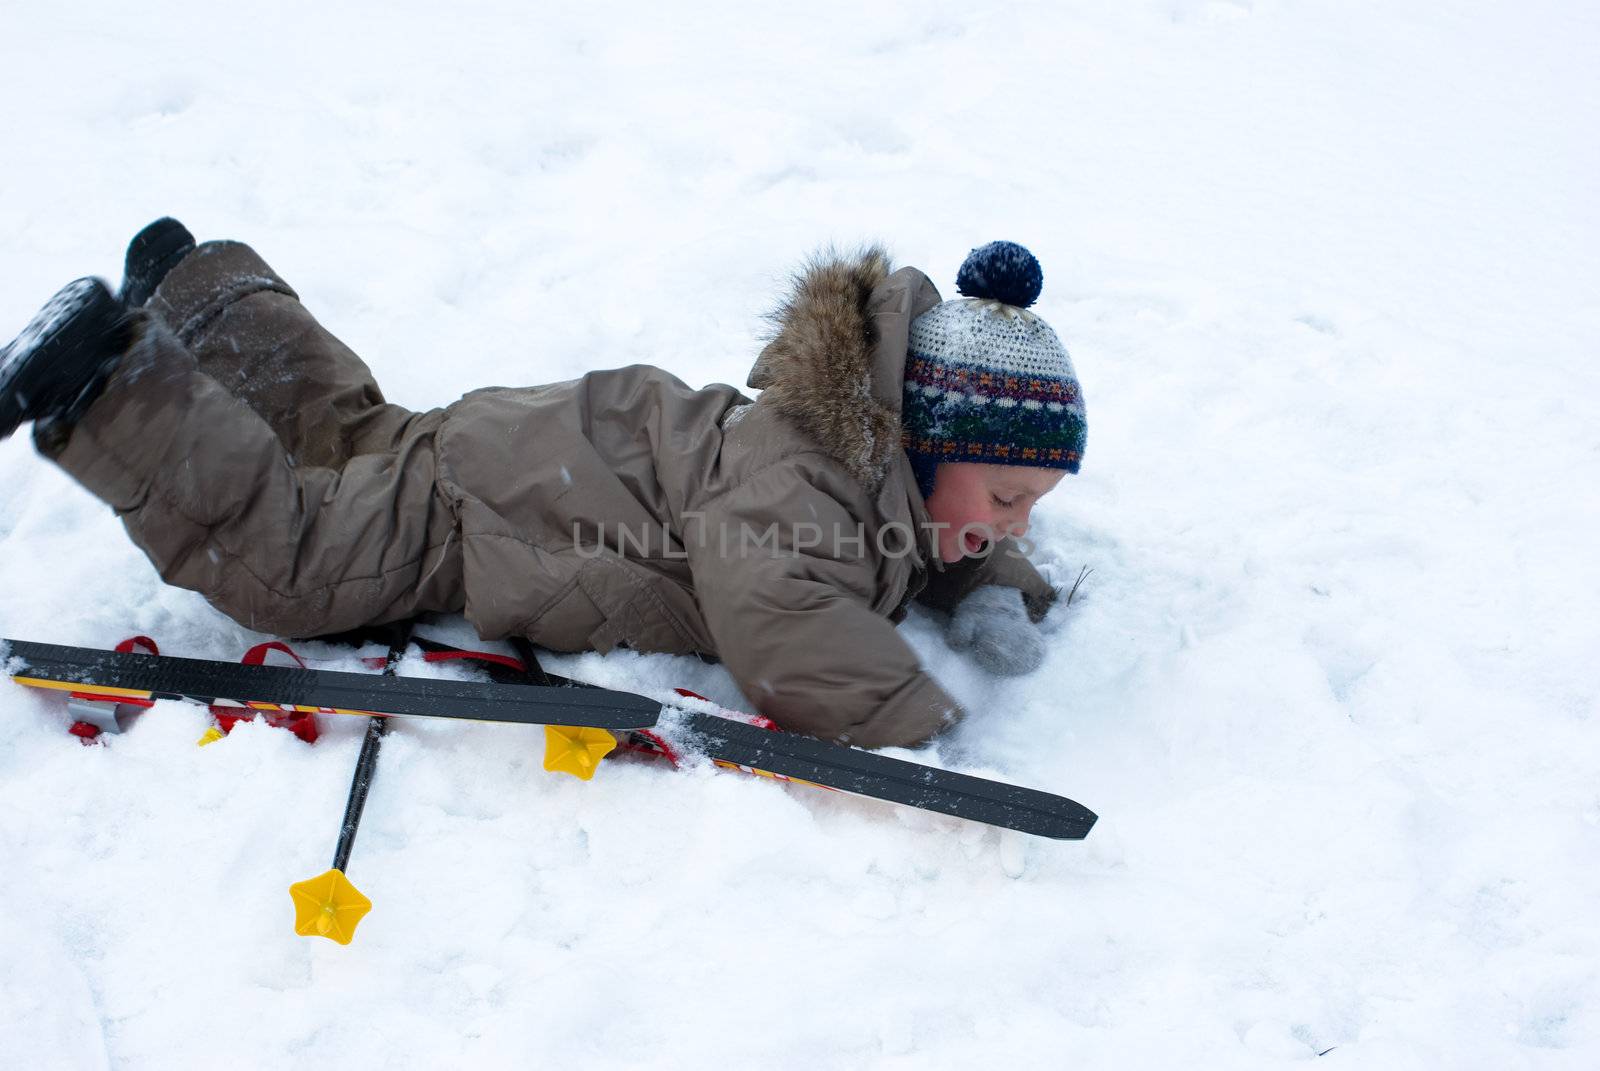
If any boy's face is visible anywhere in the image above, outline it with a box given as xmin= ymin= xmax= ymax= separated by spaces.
xmin=923 ymin=462 xmax=1065 ymax=564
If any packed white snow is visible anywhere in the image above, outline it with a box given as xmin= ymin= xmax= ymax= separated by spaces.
xmin=2 ymin=2 xmax=1597 ymax=1068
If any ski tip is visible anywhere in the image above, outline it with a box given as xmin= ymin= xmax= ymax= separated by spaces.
xmin=1056 ymin=808 xmax=1098 ymax=841
xmin=1021 ymin=801 xmax=1098 ymax=841
xmin=289 ymin=868 xmax=372 ymax=945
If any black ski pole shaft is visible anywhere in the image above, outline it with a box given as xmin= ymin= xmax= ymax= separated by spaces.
xmin=331 ymin=628 xmax=411 ymax=873
xmin=332 ymin=716 xmax=388 ymax=872
xmin=507 ymin=635 xmax=556 ymax=686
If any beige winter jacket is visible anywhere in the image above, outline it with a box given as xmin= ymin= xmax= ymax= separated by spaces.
xmin=436 ymin=249 xmax=1056 ymax=745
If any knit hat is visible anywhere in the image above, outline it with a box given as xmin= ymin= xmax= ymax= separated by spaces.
xmin=900 ymin=241 xmax=1085 ymax=499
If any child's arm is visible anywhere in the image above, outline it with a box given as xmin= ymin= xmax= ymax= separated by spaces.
xmin=915 ymin=542 xmax=1059 ymax=623
xmin=687 ymin=458 xmax=964 ymax=749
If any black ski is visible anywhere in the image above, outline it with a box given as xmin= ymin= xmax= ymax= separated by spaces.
xmin=494 ymin=638 xmax=1097 ymax=841
xmin=669 ymin=709 xmax=1097 ymax=840
xmin=3 ymin=638 xmax=661 ymax=731
xmin=8 ymin=635 xmax=1096 ymax=840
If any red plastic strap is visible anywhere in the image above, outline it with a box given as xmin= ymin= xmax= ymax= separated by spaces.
xmin=624 ymin=728 xmax=683 ymax=768
xmin=206 ymin=642 xmax=319 ymax=744
xmin=208 ymin=704 xmax=320 ymax=745
xmin=422 ymin=649 xmax=527 ymax=673
xmin=68 ymin=721 xmax=102 ymax=743
xmin=115 ymin=636 xmax=159 ymax=656
xmin=68 ymin=692 xmax=155 ymax=709
xmin=672 ymin=687 xmax=778 ymax=731
xmin=209 ymin=708 xmax=250 ymax=735
xmin=264 ymin=709 xmax=320 ymax=744
xmin=240 ymin=641 xmax=307 ymax=668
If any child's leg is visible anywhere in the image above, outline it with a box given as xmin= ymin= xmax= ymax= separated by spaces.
xmin=41 ymin=312 xmax=464 ymax=638
xmin=145 ymin=240 xmax=414 ymax=468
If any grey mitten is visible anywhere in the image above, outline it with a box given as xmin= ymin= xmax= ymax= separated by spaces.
xmin=945 ymin=585 xmax=1046 ymax=676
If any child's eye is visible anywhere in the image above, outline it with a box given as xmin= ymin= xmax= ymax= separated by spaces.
xmin=992 ymin=495 xmax=1016 ymax=509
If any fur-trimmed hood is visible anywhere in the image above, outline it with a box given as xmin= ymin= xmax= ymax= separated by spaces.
xmin=746 ymin=248 xmax=942 ymax=494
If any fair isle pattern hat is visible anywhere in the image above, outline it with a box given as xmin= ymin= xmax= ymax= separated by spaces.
xmin=900 ymin=241 xmax=1086 ymax=496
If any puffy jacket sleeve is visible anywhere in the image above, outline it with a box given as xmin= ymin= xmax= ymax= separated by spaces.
xmin=915 ymin=541 xmax=1059 ymax=623
xmin=687 ymin=457 xmax=962 ymax=748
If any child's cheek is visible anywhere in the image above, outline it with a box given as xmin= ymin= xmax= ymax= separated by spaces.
xmin=941 ymin=534 xmax=962 ymax=564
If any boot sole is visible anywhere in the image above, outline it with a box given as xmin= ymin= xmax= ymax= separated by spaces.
xmin=0 ymin=279 xmax=118 ymax=437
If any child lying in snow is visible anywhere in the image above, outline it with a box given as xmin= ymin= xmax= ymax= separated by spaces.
xmin=0 ymin=222 xmax=1086 ymax=748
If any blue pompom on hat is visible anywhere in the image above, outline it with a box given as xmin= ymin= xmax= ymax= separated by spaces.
xmin=956 ymin=239 xmax=1043 ymax=308
xmin=901 ymin=241 xmax=1086 ymax=500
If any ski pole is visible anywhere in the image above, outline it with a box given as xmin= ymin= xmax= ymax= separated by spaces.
xmin=288 ymin=623 xmax=413 ymax=945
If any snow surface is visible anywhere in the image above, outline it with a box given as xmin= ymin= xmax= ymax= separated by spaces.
xmin=2 ymin=1 xmax=1598 ymax=1067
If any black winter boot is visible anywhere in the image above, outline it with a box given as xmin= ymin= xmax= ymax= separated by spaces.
xmin=119 ymin=217 xmax=195 ymax=308
xmin=0 ymin=278 xmax=134 ymax=441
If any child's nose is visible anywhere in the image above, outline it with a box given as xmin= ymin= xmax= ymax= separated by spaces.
xmin=1001 ymin=508 xmax=1033 ymax=540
